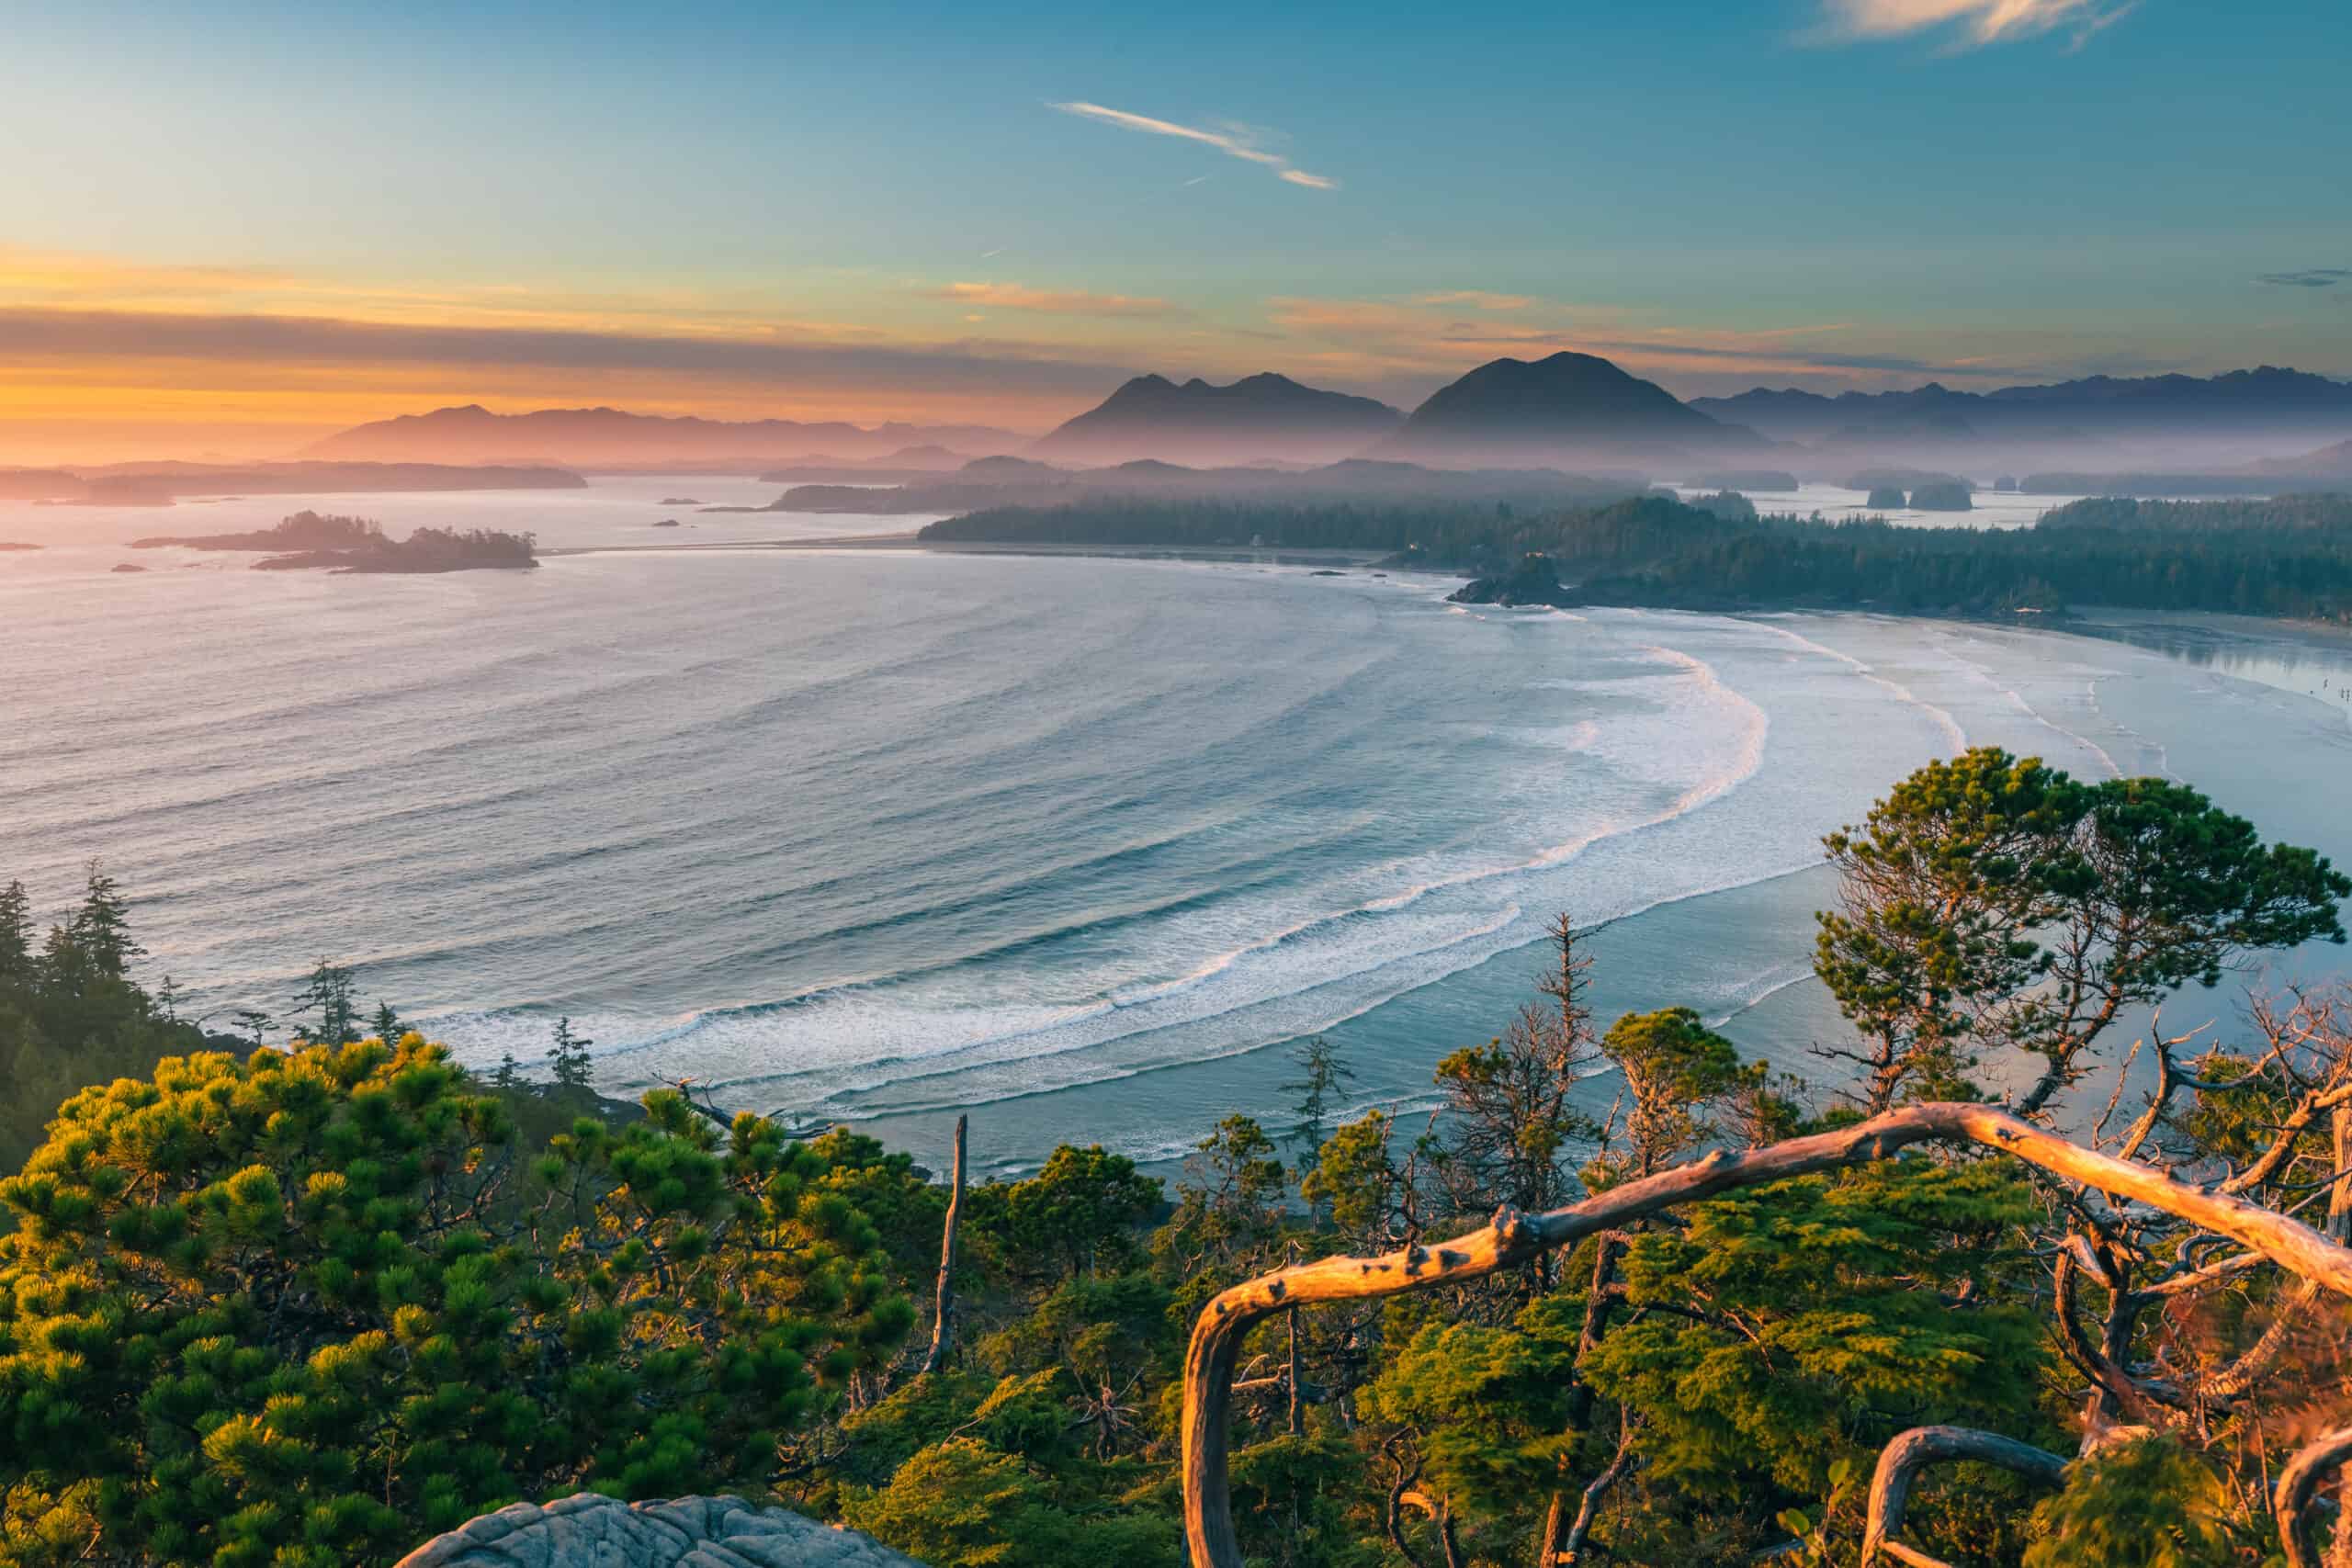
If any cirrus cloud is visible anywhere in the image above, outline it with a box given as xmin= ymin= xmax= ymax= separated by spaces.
xmin=1415 ymin=290 xmax=1534 ymax=310
xmin=1049 ymin=100 xmax=1338 ymax=191
xmin=1815 ymin=0 xmax=2135 ymax=49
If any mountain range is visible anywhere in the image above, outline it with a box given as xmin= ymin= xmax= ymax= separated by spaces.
xmin=304 ymin=405 xmax=1026 ymax=468
xmin=1026 ymin=372 xmax=1402 ymax=465
xmin=1692 ymin=367 xmax=2352 ymax=439
xmin=300 ymin=359 xmax=2352 ymax=480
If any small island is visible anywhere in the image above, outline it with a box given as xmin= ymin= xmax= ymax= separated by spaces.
xmin=651 ymin=518 xmax=682 ymax=528
xmin=0 ymin=541 xmax=40 ymax=552
xmin=133 ymin=510 xmax=537 ymax=573
xmin=1447 ymin=552 xmax=1576 ymax=608
xmin=1865 ymin=485 xmax=1908 ymax=510
xmin=110 ymin=563 xmax=147 ymax=573
xmin=1908 ymin=480 xmax=1974 ymax=512
xmin=658 ymin=496 xmax=701 ymax=505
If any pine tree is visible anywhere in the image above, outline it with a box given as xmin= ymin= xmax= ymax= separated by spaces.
xmin=1279 ymin=1035 xmax=1353 ymax=1176
xmin=0 ymin=879 xmax=32 ymax=987
xmin=291 ymin=956 xmax=359 ymax=1043
xmin=0 ymin=1040 xmax=914 ymax=1567
xmin=549 ymin=1014 xmax=594 ymax=1088
xmin=67 ymin=859 xmax=141 ymax=977
xmin=368 ymin=998 xmax=403 ymax=1044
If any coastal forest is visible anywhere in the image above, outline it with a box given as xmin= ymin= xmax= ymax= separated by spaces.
xmin=5 ymin=750 xmax=2352 ymax=1568
xmin=921 ymin=491 xmax=2352 ymax=620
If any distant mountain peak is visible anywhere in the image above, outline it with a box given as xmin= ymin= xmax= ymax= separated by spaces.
xmin=1030 ymin=372 xmax=1404 ymax=465
xmin=305 ymin=404 xmax=1028 ymax=468
xmin=1374 ymin=349 xmax=1757 ymax=466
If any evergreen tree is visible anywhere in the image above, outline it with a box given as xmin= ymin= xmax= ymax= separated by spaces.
xmin=0 ymin=879 xmax=32 ymax=987
xmin=290 ymin=955 xmax=360 ymax=1043
xmin=0 ymin=1040 xmax=911 ymax=1567
xmin=1159 ymin=1114 xmax=1288 ymax=1275
xmin=66 ymin=860 xmax=141 ymax=978
xmin=548 ymin=1014 xmax=594 ymax=1088
xmin=1279 ymin=1035 xmax=1352 ymax=1180
xmin=368 ymin=998 xmax=404 ymax=1044
xmin=978 ymin=1144 xmax=1161 ymax=1280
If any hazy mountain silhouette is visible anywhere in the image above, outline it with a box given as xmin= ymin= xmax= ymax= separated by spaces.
xmin=305 ymin=405 xmax=1026 ymax=469
xmin=1374 ymin=351 xmax=1762 ymax=467
xmin=1692 ymin=367 xmax=2352 ymax=443
xmin=1029 ymin=373 xmax=1403 ymax=465
xmin=2248 ymin=436 xmax=2352 ymax=480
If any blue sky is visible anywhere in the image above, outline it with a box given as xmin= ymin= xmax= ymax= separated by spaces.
xmin=2 ymin=0 xmax=2346 ymax=456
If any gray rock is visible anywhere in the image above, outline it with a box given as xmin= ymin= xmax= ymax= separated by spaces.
xmin=396 ymin=1495 xmax=929 ymax=1568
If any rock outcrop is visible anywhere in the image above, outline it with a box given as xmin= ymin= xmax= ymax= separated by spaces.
xmin=395 ymin=1493 xmax=928 ymax=1568
xmin=1446 ymin=552 xmax=1577 ymax=608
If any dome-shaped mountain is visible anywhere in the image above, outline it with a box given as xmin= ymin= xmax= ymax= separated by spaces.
xmin=1376 ymin=351 xmax=1761 ymax=467
xmin=1029 ymin=372 xmax=1403 ymax=465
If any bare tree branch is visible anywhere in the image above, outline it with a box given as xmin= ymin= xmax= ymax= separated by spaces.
xmin=1860 ymin=1426 xmax=2068 ymax=1568
xmin=1180 ymin=1101 xmax=2352 ymax=1568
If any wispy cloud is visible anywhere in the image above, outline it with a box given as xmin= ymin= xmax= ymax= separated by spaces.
xmin=1049 ymin=100 xmax=1338 ymax=191
xmin=2257 ymin=268 xmax=2351 ymax=288
xmin=0 ymin=305 xmax=1136 ymax=386
xmin=1815 ymin=0 xmax=2133 ymax=49
xmin=1415 ymin=290 xmax=1533 ymax=310
xmin=927 ymin=281 xmax=1183 ymax=317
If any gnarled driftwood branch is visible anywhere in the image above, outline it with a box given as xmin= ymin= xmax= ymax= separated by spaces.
xmin=1179 ymin=1102 xmax=2352 ymax=1568
xmin=1859 ymin=1426 xmax=2068 ymax=1567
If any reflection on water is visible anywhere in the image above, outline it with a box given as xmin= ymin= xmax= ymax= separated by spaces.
xmin=2071 ymin=612 xmax=2352 ymax=728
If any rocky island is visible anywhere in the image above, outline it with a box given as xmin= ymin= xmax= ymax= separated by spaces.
xmin=134 ymin=510 xmax=538 ymax=572
xmin=1445 ymin=551 xmax=1577 ymax=607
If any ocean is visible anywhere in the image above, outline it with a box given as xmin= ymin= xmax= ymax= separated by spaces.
xmin=6 ymin=477 xmax=2350 ymax=1177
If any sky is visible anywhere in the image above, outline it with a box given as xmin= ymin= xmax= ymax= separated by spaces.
xmin=2 ymin=0 xmax=2348 ymax=460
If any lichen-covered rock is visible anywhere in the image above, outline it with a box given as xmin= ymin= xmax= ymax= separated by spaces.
xmin=394 ymin=1494 xmax=931 ymax=1568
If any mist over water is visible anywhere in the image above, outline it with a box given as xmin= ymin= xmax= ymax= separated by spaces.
xmin=6 ymin=479 xmax=2350 ymax=1174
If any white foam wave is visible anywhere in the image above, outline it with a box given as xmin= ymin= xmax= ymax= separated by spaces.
xmin=1750 ymin=619 xmax=1969 ymax=754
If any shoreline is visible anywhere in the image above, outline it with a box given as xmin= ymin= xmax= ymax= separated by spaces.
xmin=545 ymin=535 xmax=1394 ymax=568
xmin=544 ymin=536 xmax=2352 ymax=643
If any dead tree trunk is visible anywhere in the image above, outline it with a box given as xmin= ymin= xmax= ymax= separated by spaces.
xmin=1860 ymin=1426 xmax=2068 ymax=1567
xmin=1179 ymin=1101 xmax=2352 ymax=1568
xmin=1285 ymin=1305 xmax=1303 ymax=1437
xmin=921 ymin=1113 xmax=967 ymax=1376
xmin=1535 ymin=1233 xmax=1626 ymax=1566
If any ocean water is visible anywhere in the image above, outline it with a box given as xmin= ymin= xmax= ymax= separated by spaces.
xmin=5 ymin=479 xmax=2349 ymax=1176
xmin=1669 ymin=479 xmax=2077 ymax=530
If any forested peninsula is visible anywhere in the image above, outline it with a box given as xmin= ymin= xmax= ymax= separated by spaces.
xmin=5 ymin=748 xmax=2352 ymax=1568
xmin=922 ymin=491 xmax=2352 ymax=620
